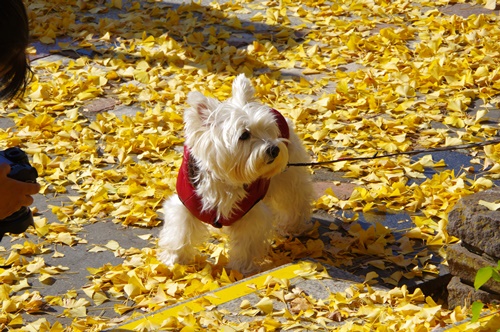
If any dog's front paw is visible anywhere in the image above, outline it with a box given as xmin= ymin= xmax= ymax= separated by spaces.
xmin=157 ymin=247 xmax=198 ymax=266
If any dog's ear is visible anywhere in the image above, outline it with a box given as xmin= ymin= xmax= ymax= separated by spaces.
xmin=231 ymin=74 xmax=255 ymax=106
xmin=186 ymin=91 xmax=218 ymax=124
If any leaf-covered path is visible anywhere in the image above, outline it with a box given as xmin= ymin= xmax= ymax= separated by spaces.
xmin=1 ymin=0 xmax=500 ymax=330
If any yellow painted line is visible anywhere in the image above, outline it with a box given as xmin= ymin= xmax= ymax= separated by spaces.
xmin=114 ymin=262 xmax=305 ymax=330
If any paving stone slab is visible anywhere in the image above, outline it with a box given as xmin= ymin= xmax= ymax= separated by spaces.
xmin=447 ymin=243 xmax=500 ymax=295
xmin=447 ymin=276 xmax=500 ymax=309
xmin=11 ymin=191 xmax=156 ymax=327
xmin=439 ymin=3 xmax=498 ymax=18
xmin=81 ymin=97 xmax=120 ymax=114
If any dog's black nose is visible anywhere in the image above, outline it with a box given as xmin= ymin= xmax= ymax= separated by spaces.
xmin=266 ymin=145 xmax=280 ymax=159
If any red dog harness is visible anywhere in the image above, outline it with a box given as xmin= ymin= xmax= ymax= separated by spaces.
xmin=176 ymin=109 xmax=289 ymax=228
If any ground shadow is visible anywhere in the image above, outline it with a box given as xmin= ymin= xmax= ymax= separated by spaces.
xmin=29 ymin=0 xmax=307 ymax=80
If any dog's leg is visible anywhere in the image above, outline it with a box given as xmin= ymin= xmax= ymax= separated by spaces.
xmin=157 ymin=195 xmax=209 ymax=266
xmin=225 ymin=203 xmax=272 ymax=274
xmin=266 ymin=165 xmax=313 ymax=236
xmin=265 ymin=128 xmax=314 ymax=236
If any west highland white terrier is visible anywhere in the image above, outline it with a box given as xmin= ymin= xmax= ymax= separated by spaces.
xmin=157 ymin=74 xmax=313 ymax=274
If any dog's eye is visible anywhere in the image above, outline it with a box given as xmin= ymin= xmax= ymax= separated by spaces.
xmin=239 ymin=130 xmax=251 ymax=141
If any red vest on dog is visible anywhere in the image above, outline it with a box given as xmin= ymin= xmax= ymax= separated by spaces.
xmin=176 ymin=109 xmax=289 ymax=228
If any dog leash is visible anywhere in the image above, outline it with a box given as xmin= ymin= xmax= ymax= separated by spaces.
xmin=287 ymin=137 xmax=500 ymax=167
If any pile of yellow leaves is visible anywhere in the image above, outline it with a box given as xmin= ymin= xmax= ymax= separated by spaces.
xmin=0 ymin=0 xmax=499 ymax=330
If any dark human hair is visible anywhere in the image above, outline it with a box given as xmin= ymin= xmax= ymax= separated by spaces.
xmin=0 ymin=0 xmax=31 ymax=101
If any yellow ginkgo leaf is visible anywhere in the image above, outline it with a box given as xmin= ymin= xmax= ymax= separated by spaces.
xmin=255 ymin=297 xmax=274 ymax=314
xmin=478 ymin=200 xmax=500 ymax=211
xmin=484 ymin=0 xmax=497 ymax=10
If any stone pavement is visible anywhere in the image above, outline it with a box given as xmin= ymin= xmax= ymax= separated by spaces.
xmin=0 ymin=0 xmax=499 ymax=330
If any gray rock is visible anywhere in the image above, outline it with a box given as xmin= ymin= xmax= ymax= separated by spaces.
xmin=447 ymin=276 xmax=500 ymax=309
xmin=447 ymin=243 xmax=500 ymax=294
xmin=447 ymin=187 xmax=500 ymax=259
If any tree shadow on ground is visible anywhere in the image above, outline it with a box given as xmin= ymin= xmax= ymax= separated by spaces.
xmin=28 ymin=0 xmax=308 ymax=81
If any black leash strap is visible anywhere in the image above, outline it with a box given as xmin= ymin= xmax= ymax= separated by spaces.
xmin=288 ymin=137 xmax=500 ymax=167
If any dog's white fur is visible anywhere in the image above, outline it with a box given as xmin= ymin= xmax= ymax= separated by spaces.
xmin=157 ymin=74 xmax=313 ymax=274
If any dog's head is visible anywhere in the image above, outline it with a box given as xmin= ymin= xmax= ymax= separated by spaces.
xmin=183 ymin=74 xmax=289 ymax=185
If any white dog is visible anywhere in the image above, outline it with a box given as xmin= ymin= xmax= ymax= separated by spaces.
xmin=157 ymin=74 xmax=313 ymax=274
